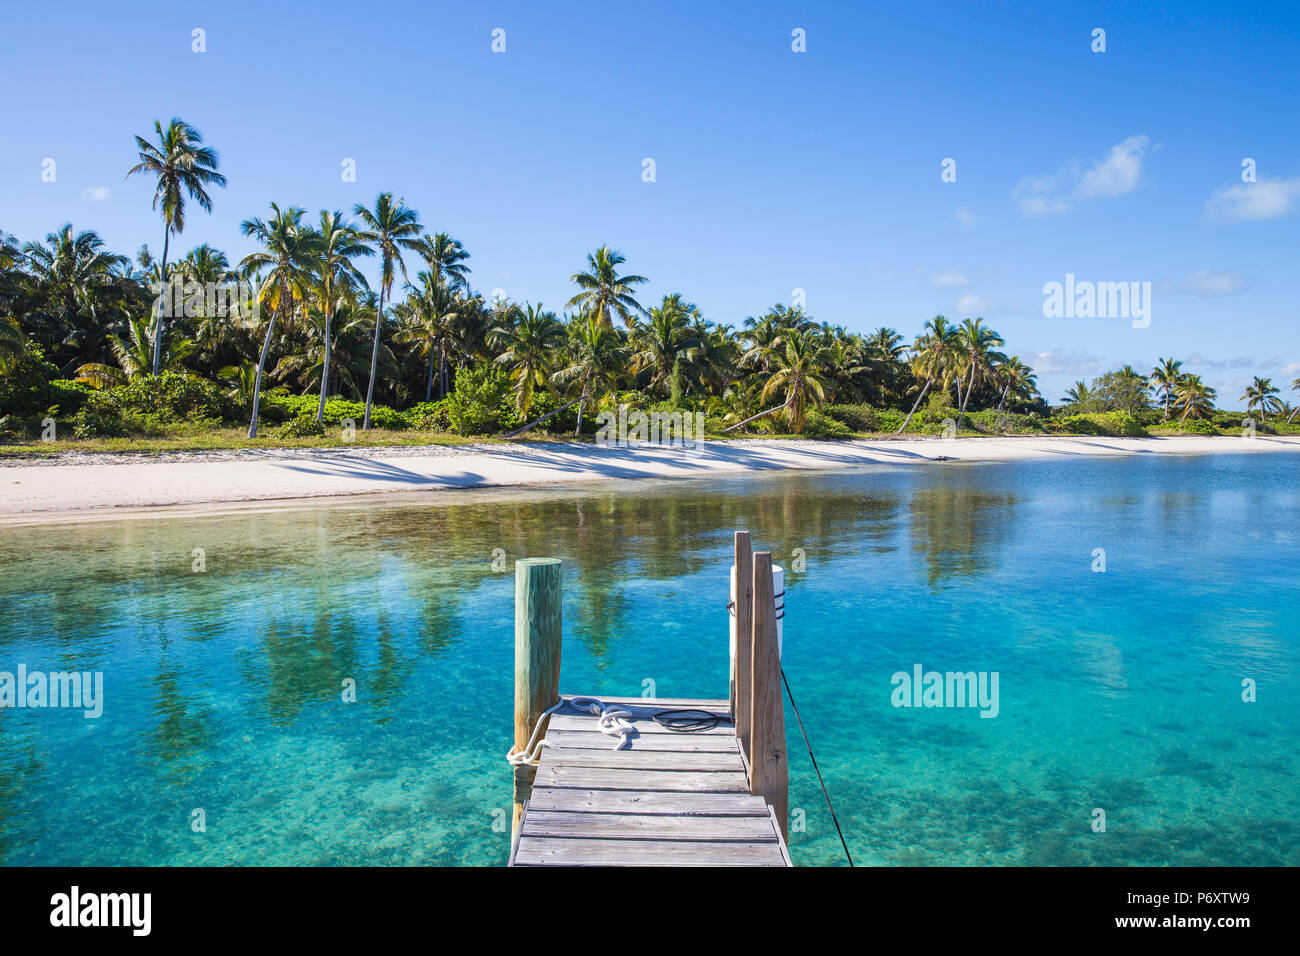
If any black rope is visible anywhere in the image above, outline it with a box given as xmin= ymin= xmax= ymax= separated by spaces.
xmin=781 ymin=667 xmax=854 ymax=867
xmin=653 ymin=709 xmax=731 ymax=733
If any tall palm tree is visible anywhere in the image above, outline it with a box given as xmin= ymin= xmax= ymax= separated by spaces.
xmin=239 ymin=204 xmax=310 ymax=438
xmin=125 ymin=118 xmax=227 ymax=374
xmin=1240 ymin=376 xmax=1282 ymax=422
xmin=353 ymin=193 xmax=422 ymax=428
xmin=1173 ymin=373 xmax=1217 ymax=422
xmin=896 ymin=316 xmax=958 ymax=434
xmin=413 ymin=232 xmax=470 ymax=297
xmin=954 ymin=318 xmax=1005 ymax=430
xmin=567 ymin=245 xmax=647 ymax=329
xmin=1289 ymin=377 xmax=1300 ymax=424
xmin=551 ymin=313 xmax=630 ymax=434
xmin=992 ymin=355 xmax=1037 ymax=412
xmin=307 ymin=211 xmax=371 ymax=420
xmin=1149 ymin=357 xmax=1183 ymax=421
xmin=491 ymin=302 xmax=565 ymax=414
xmin=759 ymin=327 xmax=831 ymax=433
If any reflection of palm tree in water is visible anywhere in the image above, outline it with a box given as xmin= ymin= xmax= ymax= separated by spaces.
xmin=908 ymin=485 xmax=1019 ymax=586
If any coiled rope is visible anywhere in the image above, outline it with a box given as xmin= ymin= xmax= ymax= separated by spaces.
xmin=505 ymin=696 xmax=637 ymax=766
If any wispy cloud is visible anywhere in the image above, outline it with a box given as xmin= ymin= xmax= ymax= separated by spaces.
xmin=930 ymin=271 xmax=968 ymax=289
xmin=1158 ymin=269 xmax=1247 ymax=296
xmin=1184 ymin=352 xmax=1281 ymax=371
xmin=1032 ymin=350 xmax=1103 ymax=376
xmin=81 ymin=186 xmax=111 ymax=201
xmin=954 ymin=206 xmax=978 ymax=229
xmin=1205 ymin=176 xmax=1300 ymax=221
xmin=956 ymin=293 xmax=989 ymax=313
xmin=1015 ymin=135 xmax=1150 ymax=216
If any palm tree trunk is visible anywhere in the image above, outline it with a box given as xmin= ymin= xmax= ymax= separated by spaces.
xmin=363 ymin=286 xmax=385 ymax=430
xmin=425 ymin=346 xmax=435 ymax=403
xmin=503 ymin=397 xmax=581 ymax=438
xmin=722 ymin=401 xmax=790 ymax=433
xmin=248 ymin=301 xmax=280 ymax=439
xmin=1288 ymin=405 xmax=1299 ymax=424
xmin=152 ymin=229 xmax=171 ymax=376
xmin=959 ymin=364 xmax=976 ymax=430
xmin=574 ymin=385 xmax=587 ymax=436
xmin=895 ymin=376 xmax=933 ymax=435
xmin=317 ymin=306 xmax=332 ymax=423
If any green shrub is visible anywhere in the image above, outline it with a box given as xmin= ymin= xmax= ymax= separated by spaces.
xmin=967 ymin=409 xmax=1046 ymax=435
xmin=1170 ymin=418 xmax=1220 ymax=436
xmin=116 ymin=372 xmax=238 ymax=424
xmin=803 ymin=410 xmax=852 ymax=439
xmin=1049 ymin=411 xmax=1147 ymax=437
xmin=446 ymin=365 xmax=521 ymax=435
xmin=0 ymin=344 xmax=95 ymax=420
xmin=406 ymin=399 xmax=453 ymax=432
xmin=265 ymin=394 xmax=409 ymax=430
xmin=280 ymin=413 xmax=326 ymax=438
xmin=70 ymin=391 xmax=163 ymax=439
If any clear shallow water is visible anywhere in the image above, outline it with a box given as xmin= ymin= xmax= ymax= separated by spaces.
xmin=1 ymin=450 xmax=1297 ymax=867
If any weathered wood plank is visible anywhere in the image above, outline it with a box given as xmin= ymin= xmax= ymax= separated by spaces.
xmin=748 ymin=551 xmax=789 ymax=841
xmin=526 ymin=788 xmax=771 ymax=815
xmin=544 ymin=729 xmax=739 ymax=753
xmin=733 ymin=531 xmax=754 ymax=756
xmin=543 ymin=747 xmax=743 ymax=772
xmin=557 ymin=695 xmax=730 ymax=710
xmin=520 ymin=811 xmax=779 ymax=842
xmin=513 ymin=837 xmax=788 ymax=867
xmin=534 ymin=765 xmax=750 ymax=793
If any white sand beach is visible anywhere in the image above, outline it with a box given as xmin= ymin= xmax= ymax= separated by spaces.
xmin=2 ymin=435 xmax=1298 ymax=523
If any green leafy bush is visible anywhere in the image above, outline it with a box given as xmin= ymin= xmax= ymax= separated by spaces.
xmin=824 ymin=404 xmax=906 ymax=433
xmin=967 ymin=409 xmax=1046 ymax=434
xmin=280 ymin=413 xmax=326 ymax=438
xmin=1049 ymin=411 xmax=1147 ymax=437
xmin=116 ymin=372 xmax=238 ymax=424
xmin=406 ymin=399 xmax=453 ymax=432
xmin=265 ymin=394 xmax=409 ymax=430
xmin=803 ymin=410 xmax=852 ymax=439
xmin=446 ymin=365 xmax=521 ymax=435
xmin=1170 ymin=418 xmax=1220 ymax=435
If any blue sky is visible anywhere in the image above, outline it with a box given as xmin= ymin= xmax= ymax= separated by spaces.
xmin=2 ymin=0 xmax=1298 ymax=404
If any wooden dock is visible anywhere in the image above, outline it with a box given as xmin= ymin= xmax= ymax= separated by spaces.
xmin=507 ymin=533 xmax=792 ymax=867
xmin=509 ymin=695 xmax=792 ymax=866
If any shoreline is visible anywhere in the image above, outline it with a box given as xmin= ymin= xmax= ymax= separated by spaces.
xmin=2 ymin=435 xmax=1298 ymax=525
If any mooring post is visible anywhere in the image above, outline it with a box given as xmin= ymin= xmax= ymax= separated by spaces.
xmin=512 ymin=557 xmax=562 ymax=841
xmin=749 ymin=550 xmax=788 ymax=840
xmin=731 ymin=531 xmax=754 ymax=755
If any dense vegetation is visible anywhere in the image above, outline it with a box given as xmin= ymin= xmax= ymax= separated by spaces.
xmin=2 ymin=118 xmax=1297 ymax=451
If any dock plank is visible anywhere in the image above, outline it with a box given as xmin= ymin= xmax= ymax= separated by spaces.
xmin=512 ymin=694 xmax=791 ymax=866
xmin=513 ymin=838 xmax=788 ymax=867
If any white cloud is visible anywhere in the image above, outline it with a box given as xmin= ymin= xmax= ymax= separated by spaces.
xmin=1015 ymin=135 xmax=1150 ymax=216
xmin=1279 ymin=361 xmax=1300 ymax=377
xmin=930 ymin=271 xmax=968 ymax=289
xmin=81 ymin=186 xmax=111 ymax=201
xmin=1205 ymin=176 xmax=1300 ymax=221
xmin=956 ymin=294 xmax=989 ymax=313
xmin=954 ymin=206 xmax=978 ymax=229
xmin=1158 ymin=269 xmax=1247 ymax=296
xmin=1184 ymin=352 xmax=1280 ymax=371
xmin=1032 ymin=350 xmax=1103 ymax=376
xmin=1078 ymin=135 xmax=1150 ymax=198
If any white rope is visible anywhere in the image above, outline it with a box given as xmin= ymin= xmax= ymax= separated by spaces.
xmin=504 ymin=695 xmax=635 ymax=767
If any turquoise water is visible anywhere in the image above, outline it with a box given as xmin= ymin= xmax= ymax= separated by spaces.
xmin=1 ymin=450 xmax=1298 ymax=866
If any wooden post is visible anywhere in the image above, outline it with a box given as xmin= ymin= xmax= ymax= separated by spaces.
xmin=512 ymin=558 xmax=562 ymax=841
xmin=748 ymin=550 xmax=788 ymax=840
xmin=732 ymin=531 xmax=754 ymax=756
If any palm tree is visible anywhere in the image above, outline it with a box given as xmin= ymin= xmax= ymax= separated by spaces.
xmin=239 ymin=204 xmax=310 ymax=438
xmin=76 ymin=313 xmax=193 ymax=386
xmin=491 ymin=303 xmax=565 ymax=414
xmin=1063 ymin=381 xmax=1093 ymax=409
xmin=1240 ymin=376 xmax=1282 ymax=422
xmin=1149 ymin=358 xmax=1183 ymax=421
xmin=630 ymin=294 xmax=700 ymax=397
xmin=395 ymin=272 xmax=461 ymax=402
xmin=992 ymin=355 xmax=1037 ymax=412
xmin=954 ymin=318 xmax=1005 ymax=429
xmin=307 ymin=211 xmax=371 ymax=420
xmin=413 ymin=232 xmax=471 ymax=297
xmin=759 ymin=327 xmax=831 ymax=433
xmin=551 ymin=313 xmax=630 ymax=434
xmin=895 ymin=316 xmax=958 ymax=434
xmin=1289 ymin=377 xmax=1300 ymax=424
xmin=0 ymin=315 xmax=25 ymax=372
xmin=567 ymin=245 xmax=647 ymax=329
xmin=353 ymin=193 xmax=422 ymax=428
xmin=1173 ymin=373 xmax=1217 ymax=422
xmin=21 ymin=225 xmax=129 ymax=370
xmin=125 ymin=118 xmax=227 ymax=374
